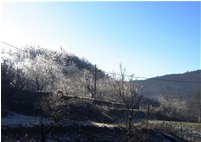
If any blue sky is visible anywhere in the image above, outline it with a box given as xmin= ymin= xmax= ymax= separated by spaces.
xmin=2 ymin=2 xmax=200 ymax=78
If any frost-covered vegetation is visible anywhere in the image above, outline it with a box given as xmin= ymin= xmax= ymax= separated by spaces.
xmin=148 ymin=120 xmax=201 ymax=141
xmin=1 ymin=46 xmax=201 ymax=142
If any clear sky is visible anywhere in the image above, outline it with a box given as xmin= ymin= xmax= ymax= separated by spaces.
xmin=2 ymin=2 xmax=201 ymax=78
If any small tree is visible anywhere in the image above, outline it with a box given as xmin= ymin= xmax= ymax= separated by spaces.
xmin=57 ymin=63 xmax=83 ymax=96
xmin=79 ymin=69 xmax=95 ymax=98
xmin=79 ymin=69 xmax=103 ymax=98
xmin=157 ymin=95 xmax=187 ymax=121
xmin=36 ymin=90 xmax=68 ymax=142
xmin=23 ymin=56 xmax=62 ymax=92
xmin=111 ymin=64 xmax=143 ymax=140
xmin=94 ymin=77 xmax=112 ymax=100
xmin=11 ymin=68 xmax=28 ymax=90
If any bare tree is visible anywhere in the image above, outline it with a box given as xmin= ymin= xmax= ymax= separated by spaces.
xmin=94 ymin=77 xmax=113 ymax=100
xmin=56 ymin=63 xmax=83 ymax=96
xmin=79 ymin=69 xmax=103 ymax=98
xmin=36 ymin=90 xmax=68 ymax=142
xmin=111 ymin=64 xmax=143 ymax=140
xmin=157 ymin=95 xmax=187 ymax=121
xmin=79 ymin=69 xmax=95 ymax=98
xmin=23 ymin=56 xmax=62 ymax=92
xmin=11 ymin=68 xmax=28 ymax=90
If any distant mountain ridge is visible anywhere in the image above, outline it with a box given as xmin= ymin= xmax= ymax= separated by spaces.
xmin=141 ymin=70 xmax=201 ymax=99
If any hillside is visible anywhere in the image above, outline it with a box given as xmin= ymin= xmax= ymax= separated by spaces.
xmin=2 ymin=46 xmax=200 ymax=142
xmin=141 ymin=70 xmax=201 ymax=99
xmin=2 ymin=46 xmax=200 ymax=100
xmin=1 ymin=46 xmax=106 ymax=94
xmin=1 ymin=46 xmax=105 ymax=78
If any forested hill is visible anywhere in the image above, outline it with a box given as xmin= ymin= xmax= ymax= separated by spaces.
xmin=1 ymin=46 xmax=107 ymax=96
xmin=1 ymin=46 xmax=105 ymax=78
xmin=141 ymin=70 xmax=201 ymax=99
